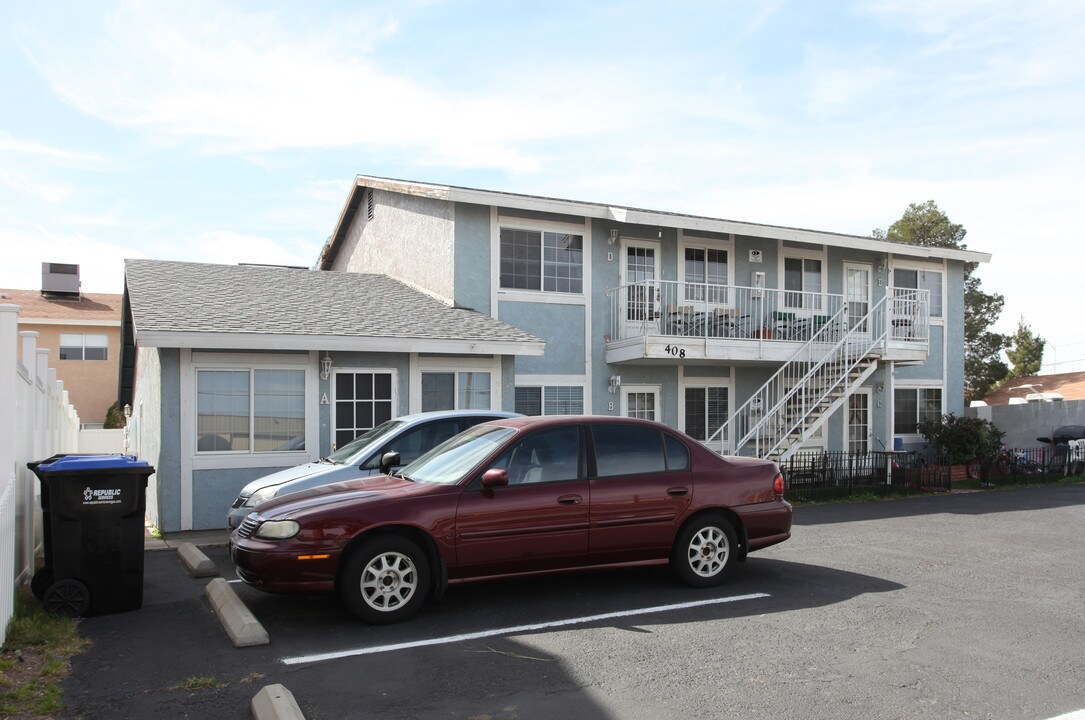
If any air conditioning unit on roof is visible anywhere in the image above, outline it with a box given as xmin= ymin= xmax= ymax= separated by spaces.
xmin=41 ymin=262 xmax=81 ymax=297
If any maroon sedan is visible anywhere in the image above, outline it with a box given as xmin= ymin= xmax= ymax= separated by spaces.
xmin=231 ymin=416 xmax=792 ymax=623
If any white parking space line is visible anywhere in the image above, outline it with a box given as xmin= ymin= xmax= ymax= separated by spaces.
xmin=1046 ymin=711 xmax=1085 ymax=720
xmin=280 ymin=592 xmax=770 ymax=666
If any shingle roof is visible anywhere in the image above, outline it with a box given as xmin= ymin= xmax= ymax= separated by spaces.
xmin=0 ymin=288 xmax=122 ymax=323
xmin=123 ymin=259 xmax=543 ymax=353
xmin=982 ymin=371 xmax=1085 ymax=405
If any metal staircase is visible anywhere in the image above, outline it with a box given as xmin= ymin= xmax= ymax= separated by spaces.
xmin=708 ymin=295 xmax=892 ymax=461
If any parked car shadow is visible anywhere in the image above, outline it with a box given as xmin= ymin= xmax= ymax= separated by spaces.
xmin=216 ymin=551 xmax=905 ymax=719
xmin=221 ymin=549 xmax=902 ymax=656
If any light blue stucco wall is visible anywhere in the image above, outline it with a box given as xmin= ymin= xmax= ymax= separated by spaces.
xmin=500 ymin=302 xmax=584 ymax=376
xmin=945 ymin=261 xmax=966 ymax=415
xmin=155 ymin=348 xmax=182 ymax=532
xmin=453 ymin=202 xmax=492 ymax=314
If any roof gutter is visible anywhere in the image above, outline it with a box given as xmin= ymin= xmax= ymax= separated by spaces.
xmin=325 ymin=175 xmax=991 ymax=266
xmin=133 ymin=329 xmax=546 ymax=357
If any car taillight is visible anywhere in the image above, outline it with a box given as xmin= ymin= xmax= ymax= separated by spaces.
xmin=773 ymin=472 xmax=785 ymax=496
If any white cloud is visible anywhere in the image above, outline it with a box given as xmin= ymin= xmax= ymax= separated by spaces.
xmin=0 ymin=131 xmax=107 ymax=164
xmin=14 ymin=2 xmax=623 ymax=171
xmin=0 ymin=225 xmax=134 ymax=294
xmin=187 ymin=230 xmax=316 ymax=269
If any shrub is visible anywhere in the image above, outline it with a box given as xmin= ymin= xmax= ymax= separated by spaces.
xmin=919 ymin=413 xmax=1004 ymax=465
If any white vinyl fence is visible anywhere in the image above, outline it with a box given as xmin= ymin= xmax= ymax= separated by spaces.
xmin=0 ymin=305 xmax=80 ymax=645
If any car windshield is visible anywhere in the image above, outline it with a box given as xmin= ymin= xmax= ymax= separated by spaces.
xmin=326 ymin=420 xmax=405 ymax=464
xmin=401 ymin=424 xmax=517 ymax=485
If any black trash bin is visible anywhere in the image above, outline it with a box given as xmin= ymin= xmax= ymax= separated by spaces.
xmin=28 ymin=454 xmax=154 ymax=617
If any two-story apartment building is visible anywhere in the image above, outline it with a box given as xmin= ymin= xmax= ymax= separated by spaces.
xmin=320 ymin=176 xmax=988 ymax=460
xmin=122 ymin=175 xmax=989 ymax=531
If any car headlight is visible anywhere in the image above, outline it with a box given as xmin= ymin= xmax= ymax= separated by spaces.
xmin=254 ymin=520 xmax=300 ymax=540
xmin=247 ymin=486 xmax=279 ymax=506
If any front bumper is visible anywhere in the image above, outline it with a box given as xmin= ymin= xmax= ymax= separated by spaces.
xmin=230 ymin=536 xmax=341 ymax=594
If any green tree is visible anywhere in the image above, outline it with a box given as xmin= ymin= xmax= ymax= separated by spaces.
xmin=103 ymin=401 xmax=125 ymax=429
xmin=919 ymin=413 xmax=1004 ymax=465
xmin=1004 ymin=316 xmax=1045 ymax=378
xmin=873 ymin=201 xmax=1008 ymax=401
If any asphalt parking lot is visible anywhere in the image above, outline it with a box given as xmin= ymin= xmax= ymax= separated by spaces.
xmin=63 ymin=484 xmax=1085 ymax=719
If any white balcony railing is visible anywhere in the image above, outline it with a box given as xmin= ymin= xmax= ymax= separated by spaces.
xmin=604 ymin=281 xmax=930 ymax=350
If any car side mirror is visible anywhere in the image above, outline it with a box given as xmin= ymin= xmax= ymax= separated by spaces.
xmin=380 ymin=451 xmax=401 ymax=476
xmin=480 ymin=468 xmax=509 ymax=489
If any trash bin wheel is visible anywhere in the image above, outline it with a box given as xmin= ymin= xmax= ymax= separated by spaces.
xmin=30 ymin=567 xmax=54 ymax=601
xmin=43 ymin=579 xmax=90 ymax=617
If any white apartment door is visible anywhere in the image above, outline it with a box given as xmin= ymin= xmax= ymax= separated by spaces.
xmin=620 ymin=241 xmax=660 ymax=338
xmin=844 ymin=263 xmax=872 ymax=335
xmin=847 ymin=389 xmax=872 ymax=454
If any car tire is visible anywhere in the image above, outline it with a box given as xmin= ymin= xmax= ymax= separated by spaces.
xmin=671 ymin=515 xmax=737 ymax=588
xmin=340 ymin=536 xmax=431 ymax=624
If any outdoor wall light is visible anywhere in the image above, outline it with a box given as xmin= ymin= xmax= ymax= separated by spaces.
xmin=608 ymin=229 xmax=619 ymax=245
xmin=875 ymin=382 xmax=885 ymax=394
xmin=123 ymin=403 xmax=131 ymax=420
xmin=608 ymin=374 xmax=621 ymax=394
xmin=320 ymin=353 xmax=333 ymax=381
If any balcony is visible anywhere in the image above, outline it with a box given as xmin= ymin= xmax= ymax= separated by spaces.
xmin=603 ymin=281 xmax=929 ymax=365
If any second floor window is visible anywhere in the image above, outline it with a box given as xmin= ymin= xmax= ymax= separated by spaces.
xmin=784 ymin=258 xmax=823 ymax=309
xmin=684 ymin=248 xmax=728 ymax=303
xmin=500 ymin=228 xmax=583 ymax=294
xmin=59 ymin=333 xmax=108 ymax=360
xmin=894 ymin=268 xmax=943 ymax=318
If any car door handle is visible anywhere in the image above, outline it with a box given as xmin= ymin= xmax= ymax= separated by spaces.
xmin=667 ymin=487 xmax=689 ymax=497
xmin=557 ymin=494 xmax=583 ymax=505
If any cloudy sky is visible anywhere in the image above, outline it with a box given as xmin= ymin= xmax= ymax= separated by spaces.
xmin=2 ymin=1 xmax=1083 ymax=372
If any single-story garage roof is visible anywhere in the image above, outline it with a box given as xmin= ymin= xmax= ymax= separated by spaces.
xmin=123 ymin=259 xmax=545 ymax=355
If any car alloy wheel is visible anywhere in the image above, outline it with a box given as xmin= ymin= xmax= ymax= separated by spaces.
xmin=671 ymin=514 xmax=737 ymax=588
xmin=340 ymin=535 xmax=431 ymax=624
xmin=360 ymin=551 xmax=418 ymax=612
xmin=687 ymin=525 xmax=729 ymax=578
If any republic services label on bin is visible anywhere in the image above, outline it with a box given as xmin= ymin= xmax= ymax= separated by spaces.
xmin=83 ymin=486 xmax=124 ymax=506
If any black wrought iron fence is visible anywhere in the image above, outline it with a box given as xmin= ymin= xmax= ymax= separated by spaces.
xmin=781 ymin=450 xmax=951 ymax=503
xmin=967 ymin=445 xmax=1075 ymax=487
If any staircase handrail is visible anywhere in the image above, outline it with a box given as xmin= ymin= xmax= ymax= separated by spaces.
xmin=710 ymin=295 xmax=889 ymax=457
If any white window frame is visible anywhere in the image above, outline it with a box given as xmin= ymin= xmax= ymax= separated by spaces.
xmin=678 ymin=375 xmax=731 ymax=447
xmin=514 ymin=374 xmax=586 ymax=416
xmin=678 ymin=231 xmax=735 ymax=308
xmin=779 ymin=245 xmax=827 ymax=312
xmin=620 ymin=383 xmax=661 ymax=421
xmin=495 ymin=216 xmax=588 ymax=304
xmin=190 ymin=358 xmax=312 ymax=459
xmin=180 ymin=350 xmax=320 ymax=530
xmin=892 ymin=383 xmax=945 ymax=439
xmin=891 ymin=261 xmax=945 ymax=323
xmin=58 ymin=332 xmax=109 ymax=361
xmin=409 ymin=355 xmax=502 ymax=414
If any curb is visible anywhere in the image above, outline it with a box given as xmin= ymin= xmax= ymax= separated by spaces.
xmin=178 ymin=542 xmax=218 ymax=577
xmin=204 ymin=578 xmax=269 ymax=647
xmin=251 ymin=683 xmax=306 ymax=720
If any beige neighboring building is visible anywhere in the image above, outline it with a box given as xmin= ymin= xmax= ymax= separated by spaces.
xmin=1 ymin=277 xmax=122 ymax=427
